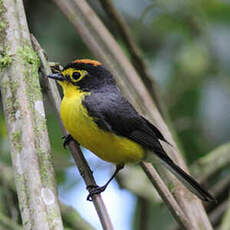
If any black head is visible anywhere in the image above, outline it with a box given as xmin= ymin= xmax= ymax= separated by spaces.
xmin=47 ymin=59 xmax=116 ymax=92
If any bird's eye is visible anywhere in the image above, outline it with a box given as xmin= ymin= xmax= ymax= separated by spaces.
xmin=72 ymin=72 xmax=81 ymax=80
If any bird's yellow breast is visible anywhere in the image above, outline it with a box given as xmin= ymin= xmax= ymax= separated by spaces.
xmin=60 ymin=84 xmax=145 ymax=164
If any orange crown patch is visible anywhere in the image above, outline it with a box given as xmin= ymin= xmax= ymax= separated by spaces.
xmin=73 ymin=59 xmax=102 ymax=66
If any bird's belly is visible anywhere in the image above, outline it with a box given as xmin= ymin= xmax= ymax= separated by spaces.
xmin=60 ymin=97 xmax=145 ymax=164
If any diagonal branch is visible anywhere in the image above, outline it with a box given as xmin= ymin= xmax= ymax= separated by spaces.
xmin=51 ymin=0 xmax=212 ymax=229
xmin=31 ymin=35 xmax=113 ymax=230
xmin=191 ymin=141 xmax=230 ymax=182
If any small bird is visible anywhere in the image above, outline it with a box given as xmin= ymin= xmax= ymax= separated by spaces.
xmin=47 ymin=59 xmax=214 ymax=202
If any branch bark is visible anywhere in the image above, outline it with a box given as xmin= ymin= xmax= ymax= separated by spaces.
xmin=0 ymin=1 xmax=63 ymax=229
xmin=31 ymin=35 xmax=113 ymax=230
xmin=51 ymin=0 xmax=212 ymax=229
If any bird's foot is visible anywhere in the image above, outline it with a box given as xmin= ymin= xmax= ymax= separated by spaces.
xmin=62 ymin=134 xmax=74 ymax=148
xmin=86 ymin=184 xmax=107 ymax=201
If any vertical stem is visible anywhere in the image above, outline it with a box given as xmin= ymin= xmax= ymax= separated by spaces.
xmin=0 ymin=1 xmax=63 ymax=229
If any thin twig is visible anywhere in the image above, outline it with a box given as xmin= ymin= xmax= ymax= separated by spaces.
xmin=52 ymin=0 xmax=212 ymax=229
xmin=0 ymin=1 xmax=63 ymax=229
xmin=31 ymin=35 xmax=113 ymax=230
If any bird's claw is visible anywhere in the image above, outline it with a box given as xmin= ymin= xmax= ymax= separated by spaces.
xmin=62 ymin=134 xmax=74 ymax=148
xmin=86 ymin=184 xmax=107 ymax=201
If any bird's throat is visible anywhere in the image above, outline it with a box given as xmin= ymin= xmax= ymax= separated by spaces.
xmin=59 ymin=81 xmax=86 ymax=98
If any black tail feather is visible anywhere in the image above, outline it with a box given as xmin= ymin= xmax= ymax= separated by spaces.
xmin=156 ymin=153 xmax=216 ymax=202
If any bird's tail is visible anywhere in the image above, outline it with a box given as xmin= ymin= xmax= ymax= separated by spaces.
xmin=153 ymin=152 xmax=215 ymax=202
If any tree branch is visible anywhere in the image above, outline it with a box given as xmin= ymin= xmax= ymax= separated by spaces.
xmin=191 ymin=141 xmax=230 ymax=182
xmin=0 ymin=1 xmax=63 ymax=229
xmin=51 ymin=0 xmax=212 ymax=229
xmin=31 ymin=35 xmax=113 ymax=230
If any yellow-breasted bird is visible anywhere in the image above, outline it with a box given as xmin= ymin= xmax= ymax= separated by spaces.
xmin=47 ymin=59 xmax=214 ymax=202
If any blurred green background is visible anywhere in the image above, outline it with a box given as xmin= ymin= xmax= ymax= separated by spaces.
xmin=0 ymin=0 xmax=230 ymax=229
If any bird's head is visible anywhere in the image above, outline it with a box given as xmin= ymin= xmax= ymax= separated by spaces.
xmin=47 ymin=59 xmax=115 ymax=93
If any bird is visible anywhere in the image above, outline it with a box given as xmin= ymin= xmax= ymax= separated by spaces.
xmin=47 ymin=59 xmax=215 ymax=202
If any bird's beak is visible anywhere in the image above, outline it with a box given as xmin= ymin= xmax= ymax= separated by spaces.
xmin=47 ymin=73 xmax=65 ymax=81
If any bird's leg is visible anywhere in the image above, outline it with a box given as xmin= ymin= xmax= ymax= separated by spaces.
xmin=62 ymin=134 xmax=78 ymax=148
xmin=87 ymin=163 xmax=124 ymax=201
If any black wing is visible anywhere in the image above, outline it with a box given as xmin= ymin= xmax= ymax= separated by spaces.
xmin=82 ymin=90 xmax=166 ymax=149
